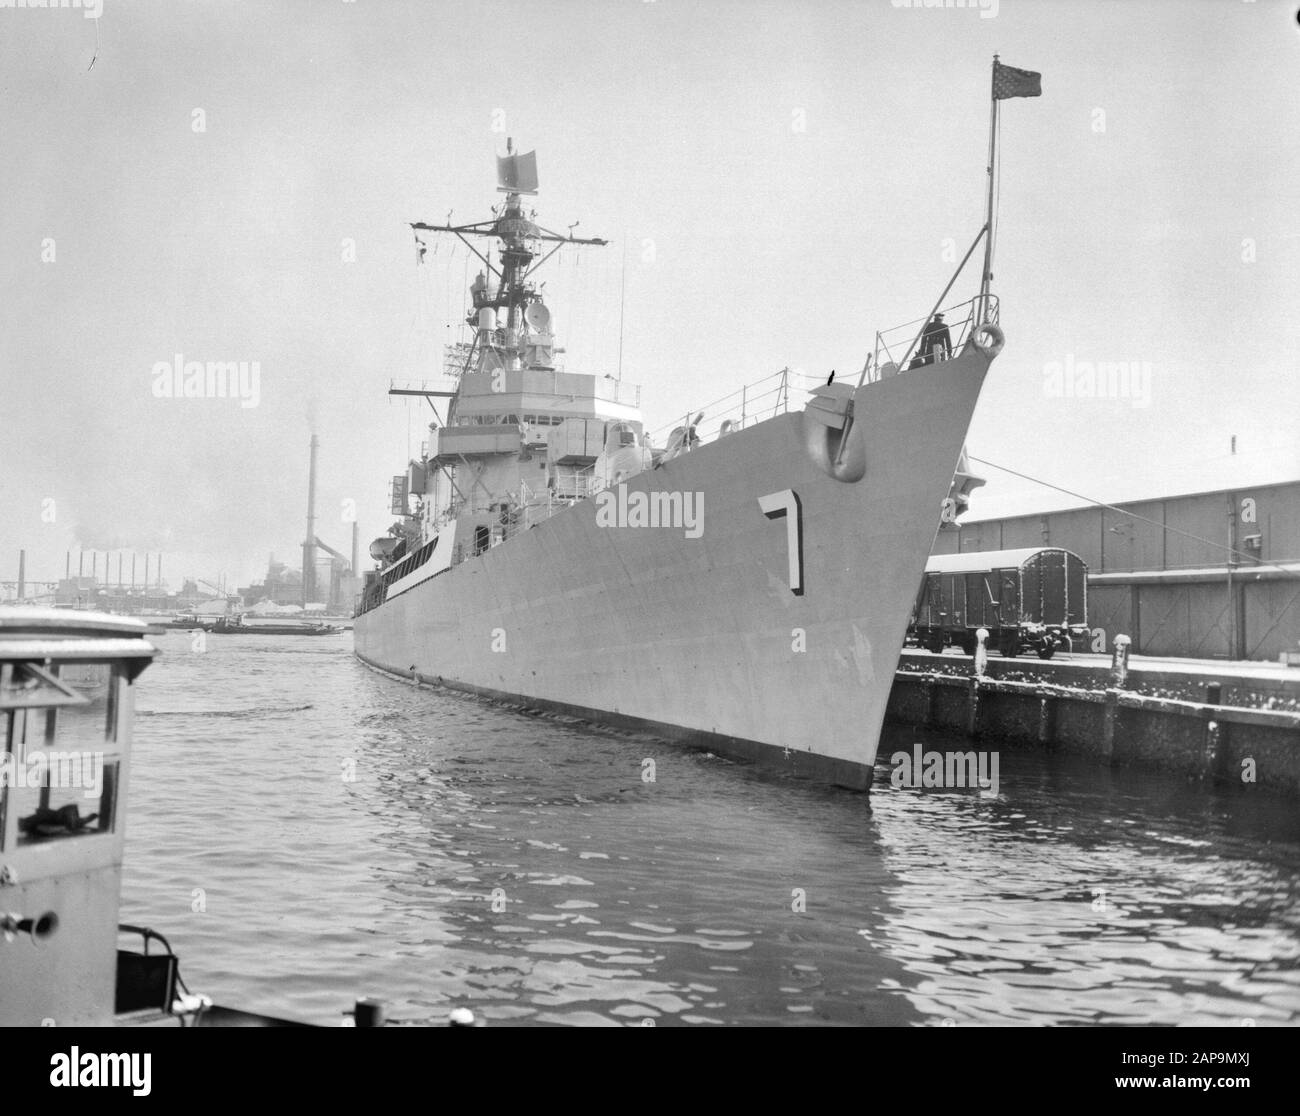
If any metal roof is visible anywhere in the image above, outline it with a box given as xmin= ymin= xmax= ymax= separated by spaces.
xmin=0 ymin=607 xmax=151 ymax=639
xmin=1089 ymin=561 xmax=1300 ymax=585
xmin=0 ymin=609 xmax=159 ymax=682
xmin=924 ymin=547 xmax=1069 ymax=574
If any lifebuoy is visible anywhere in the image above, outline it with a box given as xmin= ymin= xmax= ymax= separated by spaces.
xmin=971 ymin=322 xmax=1005 ymax=357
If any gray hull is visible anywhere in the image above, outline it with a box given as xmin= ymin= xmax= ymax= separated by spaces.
xmin=355 ymin=350 xmax=991 ymax=788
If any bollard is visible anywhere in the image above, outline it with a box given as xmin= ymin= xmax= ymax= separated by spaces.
xmin=973 ymin=628 xmax=989 ymax=678
xmin=354 ymin=998 xmax=386 ymax=1028
xmin=1109 ymin=635 xmax=1131 ymax=689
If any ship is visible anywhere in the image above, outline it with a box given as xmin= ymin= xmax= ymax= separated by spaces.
xmin=354 ymin=63 xmax=1040 ymax=789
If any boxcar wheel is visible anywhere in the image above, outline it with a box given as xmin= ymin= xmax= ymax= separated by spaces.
xmin=926 ymin=634 xmax=945 ymax=654
xmin=999 ymin=633 xmax=1019 ymax=658
xmin=1037 ymin=639 xmax=1056 ymax=660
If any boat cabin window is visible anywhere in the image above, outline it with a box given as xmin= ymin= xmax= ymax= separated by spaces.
xmin=462 ymin=412 xmax=561 ymax=428
xmin=381 ymin=535 xmax=439 ymax=588
xmin=1 ymin=662 xmax=120 ymax=847
xmin=607 ymin=423 xmax=637 ymax=449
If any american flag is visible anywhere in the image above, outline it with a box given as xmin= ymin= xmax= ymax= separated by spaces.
xmin=993 ymin=62 xmax=1042 ymax=100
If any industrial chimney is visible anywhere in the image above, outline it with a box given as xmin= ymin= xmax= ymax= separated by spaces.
xmin=302 ymin=434 xmax=319 ymax=607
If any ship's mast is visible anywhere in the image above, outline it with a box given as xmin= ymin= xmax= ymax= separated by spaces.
xmin=978 ymin=56 xmax=1000 ymax=325
xmin=978 ymin=55 xmax=1041 ymax=324
xmin=408 ymin=142 xmax=608 ymax=361
xmin=396 ymin=144 xmax=609 ymax=438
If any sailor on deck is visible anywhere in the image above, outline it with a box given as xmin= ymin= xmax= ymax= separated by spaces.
xmin=912 ymin=313 xmax=952 ymax=368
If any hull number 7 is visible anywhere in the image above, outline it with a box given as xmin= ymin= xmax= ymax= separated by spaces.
xmin=758 ymin=489 xmax=804 ymax=595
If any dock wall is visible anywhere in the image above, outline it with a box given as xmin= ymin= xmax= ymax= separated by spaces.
xmin=886 ymin=642 xmax=1300 ymax=795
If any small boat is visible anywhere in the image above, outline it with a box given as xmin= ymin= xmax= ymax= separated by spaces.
xmin=0 ymin=607 xmax=465 ymax=1027
xmin=208 ymin=614 xmax=341 ymax=636
xmin=151 ymin=616 xmax=210 ymax=631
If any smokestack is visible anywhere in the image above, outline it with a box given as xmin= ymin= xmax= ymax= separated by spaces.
xmin=117 ymin=552 xmax=123 ymax=589
xmin=157 ymin=553 xmax=162 ymax=589
xmin=144 ymin=554 xmax=150 ymax=589
xmin=66 ymin=551 xmax=70 ymax=579
xmin=17 ymin=550 xmax=25 ymax=601
xmin=79 ymin=551 xmax=84 ymax=577
xmin=131 ymin=553 xmax=137 ymax=589
xmin=92 ymin=552 xmax=97 ymax=579
xmin=351 ymin=520 xmax=359 ymax=575
xmin=303 ymin=434 xmax=319 ymax=607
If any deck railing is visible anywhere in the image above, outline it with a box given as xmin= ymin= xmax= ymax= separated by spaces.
xmin=647 ymin=367 xmax=805 ymax=455
xmin=872 ymin=295 xmax=1000 ymax=379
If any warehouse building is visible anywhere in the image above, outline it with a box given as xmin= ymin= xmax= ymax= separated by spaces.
xmin=932 ymin=469 xmax=1300 ymax=662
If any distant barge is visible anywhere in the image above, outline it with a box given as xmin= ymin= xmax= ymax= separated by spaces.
xmin=149 ymin=616 xmax=343 ymax=635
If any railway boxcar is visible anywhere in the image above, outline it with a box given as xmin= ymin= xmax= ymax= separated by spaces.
xmin=910 ymin=547 xmax=1089 ymax=659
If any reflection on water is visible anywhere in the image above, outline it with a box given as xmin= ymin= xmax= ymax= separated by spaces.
xmin=122 ymin=633 xmax=1300 ymax=1026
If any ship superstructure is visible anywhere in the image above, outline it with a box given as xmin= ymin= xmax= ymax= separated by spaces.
xmin=364 ymin=143 xmax=650 ymax=604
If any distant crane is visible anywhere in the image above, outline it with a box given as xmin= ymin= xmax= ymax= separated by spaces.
xmin=312 ymin=537 xmax=352 ymax=571
xmin=309 ymin=537 xmax=355 ymax=611
xmin=194 ymin=577 xmax=239 ymax=606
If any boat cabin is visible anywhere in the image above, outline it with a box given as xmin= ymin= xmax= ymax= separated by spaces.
xmin=0 ymin=609 xmax=157 ymax=1025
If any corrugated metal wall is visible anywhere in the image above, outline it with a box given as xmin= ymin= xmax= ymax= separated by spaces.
xmin=1244 ymin=579 xmax=1300 ymax=660
xmin=1086 ymin=585 xmax=1133 ymax=652
xmin=1138 ymin=585 xmax=1232 ymax=659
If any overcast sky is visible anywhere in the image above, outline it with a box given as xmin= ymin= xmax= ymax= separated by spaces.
xmin=2 ymin=0 xmax=1297 ymax=592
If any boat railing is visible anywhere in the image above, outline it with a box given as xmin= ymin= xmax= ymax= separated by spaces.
xmin=872 ymin=295 xmax=999 ymax=379
xmin=551 ymin=466 xmax=601 ymax=501
xmin=591 ymin=379 xmax=642 ymax=408
xmin=646 ymin=368 xmax=802 ymax=457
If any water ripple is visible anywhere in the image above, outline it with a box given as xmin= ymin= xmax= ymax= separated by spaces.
xmin=120 ymin=637 xmax=1300 ymax=1026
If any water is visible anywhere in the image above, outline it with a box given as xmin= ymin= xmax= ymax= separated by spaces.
xmin=122 ymin=632 xmax=1300 ymax=1027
